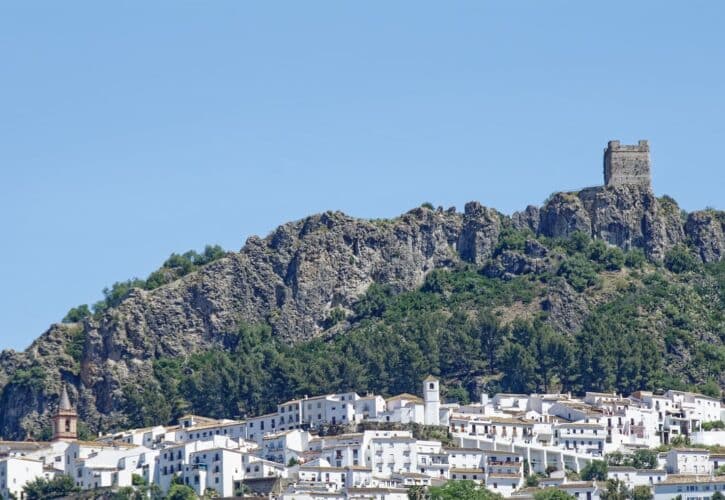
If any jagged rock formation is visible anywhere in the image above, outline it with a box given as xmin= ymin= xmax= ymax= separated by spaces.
xmin=535 ymin=185 xmax=685 ymax=261
xmin=0 ymin=183 xmax=723 ymax=439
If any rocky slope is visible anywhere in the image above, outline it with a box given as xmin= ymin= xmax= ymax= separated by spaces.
xmin=0 ymin=184 xmax=722 ymax=439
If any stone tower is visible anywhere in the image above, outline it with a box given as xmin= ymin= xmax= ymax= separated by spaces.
xmin=52 ymin=385 xmax=78 ymax=441
xmin=423 ymin=375 xmax=440 ymax=426
xmin=603 ymin=140 xmax=651 ymax=188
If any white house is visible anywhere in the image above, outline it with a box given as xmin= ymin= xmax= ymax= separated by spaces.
xmin=553 ymin=423 xmax=606 ymax=456
xmin=607 ymin=466 xmax=667 ymax=488
xmin=653 ymin=475 xmax=725 ymax=500
xmin=665 ymin=448 xmax=712 ymax=475
xmin=0 ymin=457 xmax=44 ymax=500
xmin=182 ymin=447 xmax=245 ymax=497
xmin=263 ymin=430 xmax=311 ymax=465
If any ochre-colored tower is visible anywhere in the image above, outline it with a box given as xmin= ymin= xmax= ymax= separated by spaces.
xmin=52 ymin=385 xmax=78 ymax=441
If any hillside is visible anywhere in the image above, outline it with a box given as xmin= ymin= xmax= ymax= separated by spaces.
xmin=0 ymin=183 xmax=723 ymax=439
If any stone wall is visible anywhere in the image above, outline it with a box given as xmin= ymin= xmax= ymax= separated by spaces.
xmin=603 ymin=140 xmax=651 ymax=188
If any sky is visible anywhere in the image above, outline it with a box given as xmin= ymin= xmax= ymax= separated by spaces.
xmin=0 ymin=2 xmax=723 ymax=351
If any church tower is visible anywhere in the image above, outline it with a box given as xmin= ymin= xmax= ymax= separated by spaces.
xmin=52 ymin=385 xmax=78 ymax=441
xmin=423 ymin=375 xmax=440 ymax=426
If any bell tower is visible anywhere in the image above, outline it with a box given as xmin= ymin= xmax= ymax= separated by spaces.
xmin=52 ymin=385 xmax=78 ymax=441
xmin=423 ymin=375 xmax=440 ymax=426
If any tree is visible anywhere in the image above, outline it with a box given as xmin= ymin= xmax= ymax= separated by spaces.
xmin=62 ymin=304 xmax=91 ymax=323
xmin=526 ymin=475 xmax=540 ymax=487
xmin=606 ymin=451 xmax=624 ymax=466
xmin=632 ymin=485 xmax=654 ymax=500
xmin=428 ymin=480 xmax=503 ymax=499
xmin=533 ymin=489 xmax=576 ymax=500
xmin=580 ymin=460 xmax=608 ymax=481
xmin=664 ymin=245 xmax=699 ymax=273
xmin=408 ymin=486 xmax=429 ymax=500
xmin=631 ymin=449 xmax=658 ymax=469
xmin=499 ymin=342 xmax=537 ymax=393
xmin=166 ymin=483 xmax=197 ymax=500
xmin=599 ymin=479 xmax=631 ymax=500
xmin=23 ymin=475 xmax=79 ymax=499
xmin=711 ymin=492 xmax=725 ymax=500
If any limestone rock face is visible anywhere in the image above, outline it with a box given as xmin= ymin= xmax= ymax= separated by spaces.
xmin=539 ymin=186 xmax=687 ymax=261
xmin=538 ymin=193 xmax=591 ymax=239
xmin=541 ymin=279 xmax=589 ymax=334
xmin=685 ymin=211 xmax=725 ymax=263
xmin=511 ymin=205 xmax=540 ymax=234
xmin=458 ymin=202 xmax=501 ymax=265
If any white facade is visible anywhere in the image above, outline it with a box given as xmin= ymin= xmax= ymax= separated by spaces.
xmin=0 ymin=457 xmax=44 ymax=500
xmin=423 ymin=377 xmax=440 ymax=426
xmin=665 ymin=449 xmax=713 ymax=476
xmin=182 ymin=447 xmax=244 ymax=497
xmin=653 ymin=476 xmax=725 ymax=500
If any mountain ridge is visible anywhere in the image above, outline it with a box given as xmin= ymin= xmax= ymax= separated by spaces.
xmin=0 ymin=182 xmax=723 ymax=439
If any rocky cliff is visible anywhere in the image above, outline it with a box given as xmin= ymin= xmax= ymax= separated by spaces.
xmin=0 ymin=184 xmax=723 ymax=439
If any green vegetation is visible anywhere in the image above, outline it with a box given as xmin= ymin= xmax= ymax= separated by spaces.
xmin=62 ymin=245 xmax=226 ymax=322
xmin=664 ymin=245 xmax=700 ymax=274
xmin=8 ymin=364 xmax=47 ymax=391
xmin=65 ymin=325 xmax=86 ymax=365
xmin=427 ymin=480 xmax=502 ymax=499
xmin=599 ymin=479 xmax=632 ymax=500
xmin=166 ymin=483 xmax=197 ymax=500
xmin=606 ymin=449 xmax=658 ymax=469
xmin=115 ymin=228 xmax=724 ymax=429
xmin=23 ymin=475 xmax=79 ymax=499
xmin=533 ymin=490 xmax=576 ymax=500
xmin=580 ymin=460 xmax=608 ymax=481
xmin=703 ymin=420 xmax=725 ymax=431
xmin=632 ymin=485 xmax=654 ymax=500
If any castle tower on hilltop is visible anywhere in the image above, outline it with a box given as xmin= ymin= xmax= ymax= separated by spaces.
xmin=423 ymin=375 xmax=440 ymax=426
xmin=52 ymin=385 xmax=78 ymax=441
xmin=603 ymin=140 xmax=651 ymax=188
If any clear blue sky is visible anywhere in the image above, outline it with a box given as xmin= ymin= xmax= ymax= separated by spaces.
xmin=1 ymin=2 xmax=723 ymax=351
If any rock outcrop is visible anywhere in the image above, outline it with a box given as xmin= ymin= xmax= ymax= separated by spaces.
xmin=0 ymin=187 xmax=722 ymax=439
xmin=686 ymin=210 xmax=725 ymax=263
xmin=539 ymin=185 xmax=687 ymax=261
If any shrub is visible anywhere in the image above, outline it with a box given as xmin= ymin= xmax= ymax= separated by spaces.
xmin=703 ymin=421 xmax=725 ymax=431
xmin=580 ymin=460 xmax=608 ymax=481
xmin=62 ymin=304 xmax=91 ymax=323
xmin=665 ymin=245 xmax=700 ymax=273
xmin=23 ymin=475 xmax=79 ymax=499
xmin=625 ymin=248 xmax=647 ymax=268
xmin=558 ymin=255 xmax=600 ymax=291
xmin=534 ymin=490 xmax=576 ymax=500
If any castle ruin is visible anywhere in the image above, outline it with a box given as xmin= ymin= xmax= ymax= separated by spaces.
xmin=603 ymin=140 xmax=651 ymax=188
